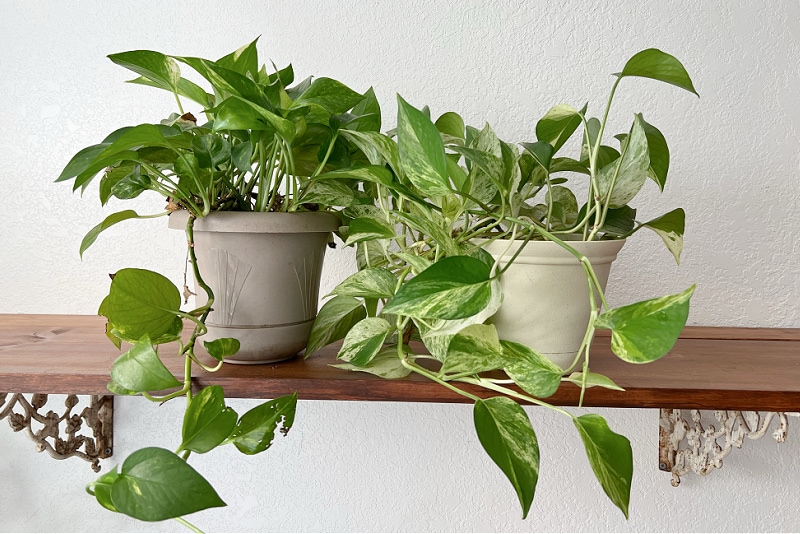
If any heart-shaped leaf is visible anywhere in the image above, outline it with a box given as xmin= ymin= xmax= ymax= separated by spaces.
xmin=573 ymin=414 xmax=633 ymax=518
xmin=382 ymin=256 xmax=493 ymax=320
xmin=594 ymin=285 xmax=695 ymax=363
xmin=229 ymin=393 xmax=298 ymax=455
xmin=329 ymin=267 xmax=397 ymax=299
xmin=474 ymin=397 xmax=539 ymax=519
xmin=597 ymin=114 xmax=650 ymax=208
xmin=441 ymin=324 xmax=505 ymax=376
xmin=535 ymin=104 xmax=584 ymax=153
xmin=397 ymin=95 xmax=451 ymax=197
xmin=98 ymin=268 xmax=182 ymax=342
xmin=203 ymin=338 xmax=241 ymax=361
xmin=180 ymin=386 xmax=238 ymax=454
xmin=642 ymin=208 xmax=685 ymax=264
xmin=344 ymin=216 xmax=396 ymax=246
xmin=618 ymin=48 xmax=698 ymax=96
xmin=110 ymin=447 xmax=226 ymax=521
xmin=110 ymin=337 xmax=182 ymax=393
xmin=501 ymin=340 xmax=563 ymax=398
xmin=338 ymin=317 xmax=393 ymax=367
xmin=306 ymin=296 xmax=367 ymax=356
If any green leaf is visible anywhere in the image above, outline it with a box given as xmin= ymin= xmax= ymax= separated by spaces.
xmin=338 ymin=317 xmax=393 ymax=366
xmin=180 ymin=386 xmax=238 ymax=454
xmin=440 ymin=324 xmax=505 ymax=375
xmin=594 ymin=285 xmax=695 ymax=363
xmin=642 ymin=119 xmax=670 ymax=190
xmin=109 ymin=165 xmax=151 ymax=200
xmin=573 ymin=414 xmax=633 ymax=518
xmin=300 ymin=180 xmax=356 ymax=207
xmin=331 ymin=345 xmax=412 ymax=379
xmin=344 ymin=216 xmax=396 ymax=246
xmin=382 ymin=256 xmax=492 ymax=320
xmin=80 ymin=210 xmax=153 ymax=258
xmin=397 ymin=95 xmax=451 ymax=197
xmin=192 ymin=134 xmax=231 ymax=169
xmin=211 ymin=96 xmax=295 ymax=141
xmin=215 ymin=38 xmax=260 ymax=77
xmin=536 ymin=104 xmax=583 ymax=153
xmin=86 ymin=468 xmax=120 ymax=513
xmin=348 ymin=87 xmax=382 ymax=132
xmin=108 ymin=50 xmax=181 ymax=92
xmin=474 ymin=397 xmax=539 ymax=519
xmin=597 ymin=114 xmax=650 ymax=208
xmin=329 ymin=267 xmax=397 ymax=299
xmin=110 ymin=337 xmax=182 ymax=393
xmin=565 ymin=372 xmax=625 ymax=391
xmin=339 ymin=129 xmax=402 ymax=174
xmin=501 ymin=340 xmax=563 ymax=398
xmin=306 ymin=296 xmax=367 ymax=356
xmin=545 ymin=186 xmax=579 ymax=228
xmin=229 ymin=393 xmax=297 ymax=455
xmin=435 ymin=111 xmax=465 ymax=139
xmin=521 ymin=141 xmax=554 ymax=172
xmin=642 ymin=208 xmax=685 ymax=264
xmin=111 ymin=447 xmax=226 ymax=521
xmin=618 ymin=48 xmax=698 ymax=96
xmin=98 ymin=268 xmax=182 ymax=342
xmin=600 ymin=205 xmax=637 ymax=237
xmin=203 ymin=338 xmax=241 ymax=361
xmin=292 ymin=77 xmax=364 ymax=114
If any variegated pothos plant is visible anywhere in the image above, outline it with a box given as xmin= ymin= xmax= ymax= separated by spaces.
xmin=58 ymin=40 xmax=382 ymax=530
xmin=307 ymin=49 xmax=699 ymax=519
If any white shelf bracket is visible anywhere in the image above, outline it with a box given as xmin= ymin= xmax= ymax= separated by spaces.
xmin=659 ymin=408 xmax=799 ymax=486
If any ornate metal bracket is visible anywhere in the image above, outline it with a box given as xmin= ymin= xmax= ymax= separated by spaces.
xmin=659 ymin=408 xmax=798 ymax=486
xmin=0 ymin=393 xmax=113 ymax=472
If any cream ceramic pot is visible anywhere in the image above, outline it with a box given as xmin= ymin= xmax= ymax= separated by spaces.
xmin=479 ymin=238 xmax=625 ymax=370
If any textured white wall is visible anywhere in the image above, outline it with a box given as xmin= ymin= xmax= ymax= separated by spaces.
xmin=1 ymin=0 xmax=799 ymax=531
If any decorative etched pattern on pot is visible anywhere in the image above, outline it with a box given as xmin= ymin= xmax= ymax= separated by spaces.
xmin=211 ymin=249 xmax=252 ymax=326
xmin=295 ymin=251 xmax=324 ymax=321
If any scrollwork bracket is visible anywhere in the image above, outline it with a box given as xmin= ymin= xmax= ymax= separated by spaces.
xmin=659 ymin=408 xmax=798 ymax=486
xmin=0 ymin=393 xmax=113 ymax=472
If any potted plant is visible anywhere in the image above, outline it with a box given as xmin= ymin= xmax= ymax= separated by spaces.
xmin=307 ymin=49 xmax=698 ymax=519
xmin=57 ymin=40 xmax=381 ymax=529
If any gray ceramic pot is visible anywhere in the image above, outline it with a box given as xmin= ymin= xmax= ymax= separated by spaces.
xmin=170 ymin=210 xmax=339 ymax=364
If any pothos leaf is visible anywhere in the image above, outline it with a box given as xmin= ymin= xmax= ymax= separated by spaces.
xmin=594 ymin=285 xmax=694 ymax=363
xmin=474 ymin=397 xmax=539 ymax=519
xmin=573 ymin=414 xmax=633 ymax=519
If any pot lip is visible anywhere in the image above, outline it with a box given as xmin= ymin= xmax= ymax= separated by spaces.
xmin=168 ymin=209 xmax=341 ymax=233
xmin=476 ymin=236 xmax=626 ymax=262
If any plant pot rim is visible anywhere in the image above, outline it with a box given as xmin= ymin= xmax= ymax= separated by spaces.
xmin=168 ymin=210 xmax=340 ymax=234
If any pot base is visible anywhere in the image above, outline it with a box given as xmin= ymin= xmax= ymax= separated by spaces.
xmin=204 ymin=320 xmax=314 ymax=364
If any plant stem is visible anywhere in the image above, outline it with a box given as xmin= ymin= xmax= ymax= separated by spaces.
xmin=174 ymin=516 xmax=203 ymax=534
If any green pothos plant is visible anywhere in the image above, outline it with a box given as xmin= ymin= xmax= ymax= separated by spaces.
xmin=307 ymin=49 xmax=698 ymax=518
xmin=57 ymin=40 xmax=380 ymax=530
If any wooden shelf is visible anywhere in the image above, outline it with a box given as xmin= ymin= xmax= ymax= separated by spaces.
xmin=2 ymin=314 xmax=800 ymax=411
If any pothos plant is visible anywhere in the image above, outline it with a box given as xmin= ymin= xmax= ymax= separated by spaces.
xmin=306 ymin=49 xmax=698 ymax=518
xmin=57 ymin=39 xmax=380 ymax=530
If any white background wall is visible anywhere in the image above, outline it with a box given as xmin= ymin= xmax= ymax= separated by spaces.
xmin=1 ymin=0 xmax=799 ymax=531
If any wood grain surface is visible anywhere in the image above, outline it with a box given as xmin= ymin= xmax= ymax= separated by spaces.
xmin=2 ymin=314 xmax=799 ymax=411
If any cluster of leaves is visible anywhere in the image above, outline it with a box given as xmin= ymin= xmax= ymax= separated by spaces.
xmin=56 ymin=38 xmax=382 ymax=256
xmin=86 ymin=266 xmax=298 ymax=529
xmin=306 ymin=49 xmax=698 ymax=518
xmin=55 ymin=40 xmax=386 ymax=530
